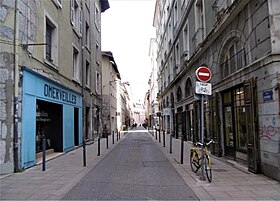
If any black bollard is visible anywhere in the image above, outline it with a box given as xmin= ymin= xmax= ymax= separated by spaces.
xmin=97 ymin=138 xmax=100 ymax=156
xmin=155 ymin=130 xmax=157 ymax=140
xmin=83 ymin=139 xmax=86 ymax=166
xmin=170 ymin=134 xmax=172 ymax=154
xmin=117 ymin=130 xmax=119 ymax=141
xmin=159 ymin=129 xmax=161 ymax=143
xmin=163 ymin=131 xmax=165 ymax=147
xmin=112 ymin=131 xmax=114 ymax=144
xmin=106 ymin=135 xmax=109 ymax=149
xmin=180 ymin=137 xmax=184 ymax=164
xmin=42 ymin=133 xmax=46 ymax=171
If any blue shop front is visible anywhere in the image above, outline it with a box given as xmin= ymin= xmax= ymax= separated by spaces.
xmin=21 ymin=69 xmax=83 ymax=169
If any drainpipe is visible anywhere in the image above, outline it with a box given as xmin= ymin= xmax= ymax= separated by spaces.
xmin=81 ymin=0 xmax=86 ymax=166
xmin=13 ymin=0 xmax=19 ymax=172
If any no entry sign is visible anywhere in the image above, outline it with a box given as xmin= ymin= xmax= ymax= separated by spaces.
xmin=195 ymin=67 xmax=211 ymax=82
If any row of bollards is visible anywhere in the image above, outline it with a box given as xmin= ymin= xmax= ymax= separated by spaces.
xmin=42 ymin=130 xmax=122 ymax=171
xmin=154 ymin=129 xmax=184 ymax=164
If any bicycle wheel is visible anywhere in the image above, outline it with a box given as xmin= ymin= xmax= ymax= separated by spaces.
xmin=204 ymin=156 xmax=212 ymax=182
xmin=190 ymin=151 xmax=200 ymax=173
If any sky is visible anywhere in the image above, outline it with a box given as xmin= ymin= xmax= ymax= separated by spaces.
xmin=101 ymin=0 xmax=156 ymax=103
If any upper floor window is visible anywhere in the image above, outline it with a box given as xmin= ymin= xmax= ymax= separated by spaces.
xmin=95 ymin=4 xmax=101 ymax=32
xmin=220 ymin=38 xmax=246 ymax=78
xmin=96 ymin=42 xmax=100 ymax=65
xmin=85 ymin=22 xmax=90 ymax=48
xmin=71 ymin=0 xmax=82 ymax=35
xmin=52 ymin=0 xmax=62 ymax=8
xmin=183 ymin=22 xmax=190 ymax=61
xmin=96 ymin=72 xmax=101 ymax=95
xmin=193 ymin=0 xmax=205 ymax=47
xmin=73 ymin=46 xmax=80 ymax=82
xmin=86 ymin=60 xmax=90 ymax=87
xmin=45 ymin=15 xmax=58 ymax=67
xmin=173 ymin=1 xmax=178 ymax=29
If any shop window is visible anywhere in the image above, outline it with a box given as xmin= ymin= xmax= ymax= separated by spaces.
xmin=233 ymin=87 xmax=247 ymax=150
xmin=220 ymin=39 xmax=246 ymax=78
xmin=177 ymin=86 xmax=182 ymax=102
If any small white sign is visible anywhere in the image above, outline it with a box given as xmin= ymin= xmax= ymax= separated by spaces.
xmin=195 ymin=81 xmax=212 ymax=95
xmin=163 ymin=107 xmax=171 ymax=116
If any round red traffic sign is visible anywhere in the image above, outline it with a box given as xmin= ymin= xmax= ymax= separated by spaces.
xmin=195 ymin=66 xmax=211 ymax=82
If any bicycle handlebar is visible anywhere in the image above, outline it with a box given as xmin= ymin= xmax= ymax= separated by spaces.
xmin=195 ymin=139 xmax=217 ymax=147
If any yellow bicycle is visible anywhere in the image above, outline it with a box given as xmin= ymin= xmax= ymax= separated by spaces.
xmin=190 ymin=139 xmax=216 ymax=182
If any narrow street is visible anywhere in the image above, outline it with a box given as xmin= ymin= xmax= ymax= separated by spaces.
xmin=62 ymin=129 xmax=198 ymax=200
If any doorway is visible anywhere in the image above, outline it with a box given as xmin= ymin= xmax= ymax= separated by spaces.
xmin=74 ymin=107 xmax=79 ymax=146
xmin=36 ymin=100 xmax=63 ymax=153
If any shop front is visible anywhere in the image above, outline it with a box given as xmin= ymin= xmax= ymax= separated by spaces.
xmin=221 ymin=78 xmax=260 ymax=173
xmin=21 ymin=69 xmax=82 ymax=169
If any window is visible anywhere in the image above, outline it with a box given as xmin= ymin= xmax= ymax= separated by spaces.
xmin=73 ymin=46 xmax=80 ymax=82
xmin=71 ymin=0 xmax=82 ymax=35
xmin=86 ymin=22 xmax=90 ymax=47
xmin=86 ymin=61 xmax=90 ymax=87
xmin=46 ymin=22 xmax=52 ymax=62
xmin=185 ymin=79 xmax=193 ymax=97
xmin=183 ymin=23 xmax=189 ymax=60
xmin=175 ymin=42 xmax=180 ymax=65
xmin=177 ymin=86 xmax=182 ymax=102
xmin=94 ymin=4 xmax=100 ymax=31
xmin=193 ymin=0 xmax=205 ymax=46
xmin=45 ymin=15 xmax=58 ymax=66
xmin=173 ymin=1 xmax=178 ymax=29
xmin=221 ymin=39 xmax=245 ymax=78
xmin=96 ymin=42 xmax=100 ymax=65
xmin=96 ymin=72 xmax=101 ymax=94
xmin=52 ymin=0 xmax=62 ymax=8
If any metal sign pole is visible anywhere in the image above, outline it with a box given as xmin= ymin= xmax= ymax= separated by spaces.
xmin=199 ymin=95 xmax=206 ymax=180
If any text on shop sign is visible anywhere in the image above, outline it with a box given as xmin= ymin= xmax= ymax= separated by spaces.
xmin=44 ymin=84 xmax=77 ymax=104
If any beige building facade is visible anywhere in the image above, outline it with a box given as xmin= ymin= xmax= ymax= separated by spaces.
xmin=0 ymin=0 xmax=109 ymax=174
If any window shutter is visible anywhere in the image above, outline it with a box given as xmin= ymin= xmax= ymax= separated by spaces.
xmin=70 ymin=0 xmax=74 ymax=25
xmin=79 ymin=7 xmax=82 ymax=35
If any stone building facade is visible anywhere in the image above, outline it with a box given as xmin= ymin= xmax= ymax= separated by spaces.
xmin=0 ymin=0 xmax=109 ymax=174
xmin=154 ymin=0 xmax=280 ymax=181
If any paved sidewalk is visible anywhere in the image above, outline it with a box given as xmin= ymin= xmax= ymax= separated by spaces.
xmin=150 ymin=130 xmax=280 ymax=200
xmin=0 ymin=132 xmax=127 ymax=200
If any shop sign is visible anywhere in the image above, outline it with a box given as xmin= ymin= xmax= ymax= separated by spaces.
xmin=195 ymin=81 xmax=212 ymax=95
xmin=44 ymin=83 xmax=77 ymax=105
xmin=263 ymin=90 xmax=273 ymax=101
